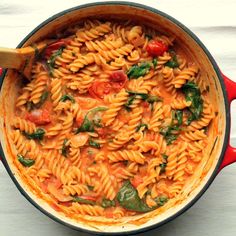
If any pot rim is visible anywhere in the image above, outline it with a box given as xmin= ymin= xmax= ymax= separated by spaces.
xmin=0 ymin=1 xmax=230 ymax=235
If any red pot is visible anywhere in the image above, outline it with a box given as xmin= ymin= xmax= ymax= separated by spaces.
xmin=0 ymin=2 xmax=235 ymax=235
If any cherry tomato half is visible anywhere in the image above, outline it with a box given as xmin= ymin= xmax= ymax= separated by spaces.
xmin=109 ymin=70 xmax=127 ymax=92
xmin=44 ymin=40 xmax=67 ymax=58
xmin=88 ymin=81 xmax=112 ymax=99
xmin=26 ymin=109 xmax=51 ymax=125
xmin=146 ymin=40 xmax=168 ymax=56
xmin=109 ymin=70 xmax=127 ymax=83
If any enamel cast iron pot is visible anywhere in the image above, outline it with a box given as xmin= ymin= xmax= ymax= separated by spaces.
xmin=0 ymin=2 xmax=236 ymax=235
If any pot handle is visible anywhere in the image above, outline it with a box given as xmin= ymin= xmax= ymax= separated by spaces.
xmin=0 ymin=67 xmax=2 ymax=161
xmin=219 ymin=73 xmax=236 ymax=170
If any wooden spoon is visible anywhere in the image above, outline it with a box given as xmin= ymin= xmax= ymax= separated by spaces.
xmin=0 ymin=41 xmax=50 ymax=80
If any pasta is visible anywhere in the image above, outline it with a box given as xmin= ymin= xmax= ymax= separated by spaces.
xmin=9 ymin=19 xmax=215 ymax=224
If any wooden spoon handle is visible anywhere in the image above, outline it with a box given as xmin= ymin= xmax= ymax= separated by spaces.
xmin=0 ymin=42 xmax=48 ymax=70
xmin=0 ymin=47 xmax=27 ymax=69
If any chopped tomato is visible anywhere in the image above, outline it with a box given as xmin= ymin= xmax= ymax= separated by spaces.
xmin=96 ymin=127 xmax=110 ymax=138
xmin=146 ymin=40 xmax=168 ymax=56
xmin=44 ymin=40 xmax=67 ymax=58
xmin=43 ymin=101 xmax=53 ymax=112
xmin=59 ymin=201 xmax=72 ymax=207
xmin=110 ymin=70 xmax=127 ymax=83
xmin=104 ymin=210 xmax=114 ymax=218
xmin=131 ymin=175 xmax=143 ymax=188
xmin=76 ymin=116 xmax=84 ymax=127
xmin=26 ymin=109 xmax=51 ymax=125
xmin=109 ymin=70 xmax=127 ymax=92
xmin=60 ymin=62 xmax=67 ymax=68
xmin=52 ymin=178 xmax=62 ymax=189
xmin=51 ymin=203 xmax=62 ymax=212
xmin=88 ymin=81 xmax=111 ymax=99
xmin=79 ymin=195 xmax=97 ymax=202
xmin=142 ymin=101 xmax=149 ymax=108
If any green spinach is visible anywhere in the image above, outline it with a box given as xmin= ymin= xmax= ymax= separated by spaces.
xmin=60 ymin=94 xmax=75 ymax=103
xmin=125 ymin=91 xmax=162 ymax=110
xmin=89 ymin=139 xmax=100 ymax=149
xmin=159 ymin=163 xmax=167 ymax=174
xmin=116 ymin=180 xmax=152 ymax=212
xmin=101 ymin=198 xmax=116 ymax=208
xmin=23 ymin=128 xmax=45 ymax=140
xmin=154 ymin=196 xmax=168 ymax=207
xmin=76 ymin=107 xmax=108 ymax=133
xmin=47 ymin=47 xmax=64 ymax=75
xmin=73 ymin=197 xmax=96 ymax=205
xmin=17 ymin=154 xmax=35 ymax=167
xmin=127 ymin=62 xmax=151 ymax=79
xmin=152 ymin=58 xmax=158 ymax=69
xmin=145 ymin=34 xmax=152 ymax=40
xmin=161 ymin=154 xmax=168 ymax=160
xmin=136 ymin=123 xmax=148 ymax=132
xmin=26 ymin=91 xmax=49 ymax=111
xmin=182 ymin=82 xmax=203 ymax=124
xmin=87 ymin=185 xmax=94 ymax=191
xmin=165 ymin=50 xmax=179 ymax=68
xmin=36 ymin=91 xmax=49 ymax=108
xmin=61 ymin=138 xmax=69 ymax=157
xmin=160 ymin=110 xmax=183 ymax=145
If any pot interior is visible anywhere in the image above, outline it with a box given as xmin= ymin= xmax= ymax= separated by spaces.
xmin=0 ymin=3 xmax=228 ymax=234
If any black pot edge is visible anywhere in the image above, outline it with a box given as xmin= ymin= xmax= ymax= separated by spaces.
xmin=0 ymin=1 xmax=230 ymax=235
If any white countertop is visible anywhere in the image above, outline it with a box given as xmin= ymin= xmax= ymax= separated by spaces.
xmin=0 ymin=0 xmax=236 ymax=235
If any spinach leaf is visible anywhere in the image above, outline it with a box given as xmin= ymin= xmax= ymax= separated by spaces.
xmin=73 ymin=197 xmax=96 ymax=205
xmin=60 ymin=94 xmax=75 ymax=103
xmin=26 ymin=91 xmax=49 ymax=111
xmin=146 ymin=95 xmax=162 ymax=103
xmin=23 ymin=128 xmax=45 ymax=140
xmin=159 ymin=163 xmax=167 ymax=174
xmin=124 ymin=95 xmax=136 ymax=111
xmin=154 ymin=196 xmax=168 ymax=207
xmin=116 ymin=180 xmax=152 ymax=212
xmin=77 ymin=116 xmax=94 ymax=132
xmin=127 ymin=91 xmax=149 ymax=100
xmin=136 ymin=123 xmax=148 ymax=132
xmin=89 ymin=139 xmax=100 ymax=149
xmin=61 ymin=138 xmax=69 ymax=157
xmin=101 ymin=198 xmax=116 ymax=208
xmin=125 ymin=91 xmax=162 ymax=110
xmin=172 ymin=110 xmax=183 ymax=126
xmin=160 ymin=124 xmax=180 ymax=145
xmin=127 ymin=62 xmax=151 ymax=79
xmin=160 ymin=110 xmax=183 ymax=145
xmin=145 ymin=34 xmax=152 ymax=40
xmin=47 ymin=47 xmax=64 ymax=75
xmin=76 ymin=107 xmax=108 ymax=133
xmin=152 ymin=58 xmax=158 ymax=69
xmin=165 ymin=55 xmax=179 ymax=68
xmin=161 ymin=154 xmax=168 ymax=160
xmin=87 ymin=185 xmax=94 ymax=191
xmin=36 ymin=91 xmax=49 ymax=108
xmin=182 ymin=82 xmax=203 ymax=124
xmin=93 ymin=117 xmax=102 ymax=128
xmin=165 ymin=50 xmax=179 ymax=68
xmin=17 ymin=154 xmax=35 ymax=167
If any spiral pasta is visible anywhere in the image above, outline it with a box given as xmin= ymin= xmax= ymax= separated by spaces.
xmin=9 ymin=19 xmax=216 ymax=224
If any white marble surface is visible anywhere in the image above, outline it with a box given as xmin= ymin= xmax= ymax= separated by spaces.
xmin=0 ymin=0 xmax=236 ymax=235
